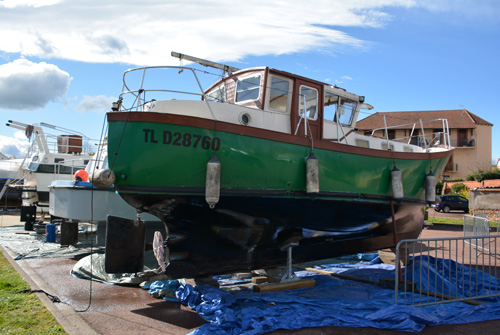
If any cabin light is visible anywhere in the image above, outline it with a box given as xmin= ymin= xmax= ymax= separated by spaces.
xmin=359 ymin=96 xmax=365 ymax=103
xmin=111 ymin=101 xmax=119 ymax=112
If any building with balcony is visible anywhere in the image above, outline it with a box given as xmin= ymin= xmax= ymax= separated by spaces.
xmin=355 ymin=109 xmax=493 ymax=180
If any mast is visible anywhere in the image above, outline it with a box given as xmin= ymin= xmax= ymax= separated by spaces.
xmin=171 ymin=51 xmax=240 ymax=74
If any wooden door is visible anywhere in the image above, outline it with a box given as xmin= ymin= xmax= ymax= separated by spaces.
xmin=291 ymin=79 xmax=322 ymax=140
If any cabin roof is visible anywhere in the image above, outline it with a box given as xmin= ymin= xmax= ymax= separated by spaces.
xmin=205 ymin=66 xmax=353 ymax=96
xmin=356 ymin=109 xmax=493 ymax=130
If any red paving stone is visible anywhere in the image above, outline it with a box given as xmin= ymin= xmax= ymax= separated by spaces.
xmin=22 ymin=256 xmax=206 ymax=335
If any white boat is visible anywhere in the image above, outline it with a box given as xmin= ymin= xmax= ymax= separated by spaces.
xmin=6 ymin=120 xmax=96 ymax=210
xmin=49 ymin=139 xmax=160 ymax=223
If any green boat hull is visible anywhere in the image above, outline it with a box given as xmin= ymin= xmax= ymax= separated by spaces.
xmin=107 ymin=112 xmax=451 ymax=278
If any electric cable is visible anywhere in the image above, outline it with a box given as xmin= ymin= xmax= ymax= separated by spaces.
xmin=73 ymin=113 xmax=108 ymax=313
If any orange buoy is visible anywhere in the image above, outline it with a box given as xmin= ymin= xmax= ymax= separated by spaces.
xmin=74 ymin=169 xmax=89 ymax=182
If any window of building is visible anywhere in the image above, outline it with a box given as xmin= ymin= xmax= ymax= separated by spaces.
xmin=432 ymin=128 xmax=443 ymax=145
xmin=410 ymin=129 xmax=419 ymax=145
xmin=458 ymin=129 xmax=467 ymax=146
xmin=236 ymin=75 xmax=261 ymax=102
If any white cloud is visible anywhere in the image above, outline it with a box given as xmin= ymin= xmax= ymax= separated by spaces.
xmin=0 ymin=0 xmax=427 ymax=66
xmin=341 ymin=75 xmax=353 ymax=80
xmin=13 ymin=131 xmax=29 ymax=140
xmin=0 ymin=59 xmax=71 ymax=110
xmin=0 ymin=132 xmax=30 ymax=158
xmin=0 ymin=0 xmax=61 ymax=9
xmin=76 ymin=95 xmax=117 ymax=113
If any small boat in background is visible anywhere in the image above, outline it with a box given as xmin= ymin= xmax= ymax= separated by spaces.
xmin=0 ymin=156 xmax=23 ymax=208
xmin=5 ymin=120 xmax=96 ymax=211
xmin=105 ymin=52 xmax=454 ymax=278
xmin=49 ymin=138 xmax=160 ymax=225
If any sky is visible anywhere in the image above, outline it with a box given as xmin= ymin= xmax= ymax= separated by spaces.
xmin=0 ymin=0 xmax=499 ymax=165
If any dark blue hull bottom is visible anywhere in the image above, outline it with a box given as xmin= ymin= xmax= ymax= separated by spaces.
xmin=0 ymin=179 xmax=22 ymax=207
xmin=120 ymin=193 xmax=425 ymax=278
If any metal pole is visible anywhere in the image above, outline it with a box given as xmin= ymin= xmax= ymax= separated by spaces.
xmin=383 ymin=115 xmax=390 ymax=150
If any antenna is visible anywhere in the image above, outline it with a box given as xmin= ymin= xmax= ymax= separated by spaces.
xmin=171 ymin=51 xmax=240 ymax=74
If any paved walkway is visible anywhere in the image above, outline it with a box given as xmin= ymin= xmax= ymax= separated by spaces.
xmin=2 ymin=212 xmax=500 ymax=335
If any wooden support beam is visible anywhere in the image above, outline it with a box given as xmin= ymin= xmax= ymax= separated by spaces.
xmin=253 ymin=279 xmax=316 ymax=293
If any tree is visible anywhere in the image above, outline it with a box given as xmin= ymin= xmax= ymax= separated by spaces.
xmin=466 ymin=168 xmax=500 ymax=182
xmin=451 ymin=182 xmax=468 ymax=200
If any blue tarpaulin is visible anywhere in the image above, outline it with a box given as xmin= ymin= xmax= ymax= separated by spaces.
xmin=145 ymin=256 xmax=500 ymax=334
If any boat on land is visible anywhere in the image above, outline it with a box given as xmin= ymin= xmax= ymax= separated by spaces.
xmin=49 ymin=139 xmax=160 ymax=224
xmin=0 ymin=157 xmax=23 ymax=207
xmin=105 ymin=52 xmax=454 ymax=278
xmin=5 ymin=120 xmax=96 ymax=211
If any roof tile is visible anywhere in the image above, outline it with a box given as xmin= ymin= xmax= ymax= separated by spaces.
xmin=356 ymin=109 xmax=493 ymax=130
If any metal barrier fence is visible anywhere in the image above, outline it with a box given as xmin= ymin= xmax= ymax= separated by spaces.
xmin=464 ymin=215 xmax=494 ymax=255
xmin=395 ymin=215 xmax=500 ymax=306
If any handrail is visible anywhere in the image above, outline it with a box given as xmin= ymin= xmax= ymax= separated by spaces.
xmin=118 ymin=66 xmax=218 ymax=121
xmin=370 ymin=118 xmax=452 ymax=150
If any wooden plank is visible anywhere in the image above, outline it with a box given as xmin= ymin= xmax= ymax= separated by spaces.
xmin=294 ymin=265 xmax=378 ymax=285
xmin=251 ymin=276 xmax=278 ymax=284
xmin=298 ymin=266 xmax=484 ymax=306
xmin=233 ymin=272 xmax=252 ymax=280
xmin=253 ymin=279 xmax=316 ymax=293
xmin=378 ymin=248 xmax=410 ymax=266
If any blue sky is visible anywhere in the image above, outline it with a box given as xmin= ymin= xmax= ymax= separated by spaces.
xmin=0 ymin=0 xmax=499 ymax=165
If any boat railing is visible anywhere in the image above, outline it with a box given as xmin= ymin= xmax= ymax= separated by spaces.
xmin=6 ymin=120 xmax=95 ymax=155
xmin=116 ymin=66 xmax=218 ymax=120
xmin=370 ymin=118 xmax=451 ymax=150
xmin=44 ymin=134 xmax=92 ymax=155
xmin=51 ymin=158 xmax=89 ymax=180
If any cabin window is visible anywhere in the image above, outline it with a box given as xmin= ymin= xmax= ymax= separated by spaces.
xmin=323 ymin=92 xmax=357 ymax=126
xmin=381 ymin=143 xmax=394 ymax=151
xmin=268 ymin=76 xmax=289 ymax=112
xmin=206 ymin=85 xmax=226 ymax=102
xmin=236 ymin=75 xmax=261 ymax=102
xmin=324 ymin=92 xmax=339 ymax=121
xmin=404 ymin=146 xmax=414 ymax=152
xmin=355 ymin=139 xmax=369 ymax=148
xmin=337 ymin=97 xmax=357 ymax=126
xmin=299 ymin=86 xmax=318 ymax=120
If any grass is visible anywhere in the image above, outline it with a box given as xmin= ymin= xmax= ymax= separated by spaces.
xmin=0 ymin=250 xmax=66 ymax=334
xmin=427 ymin=216 xmax=464 ymax=225
xmin=428 ymin=216 xmax=500 ymax=228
